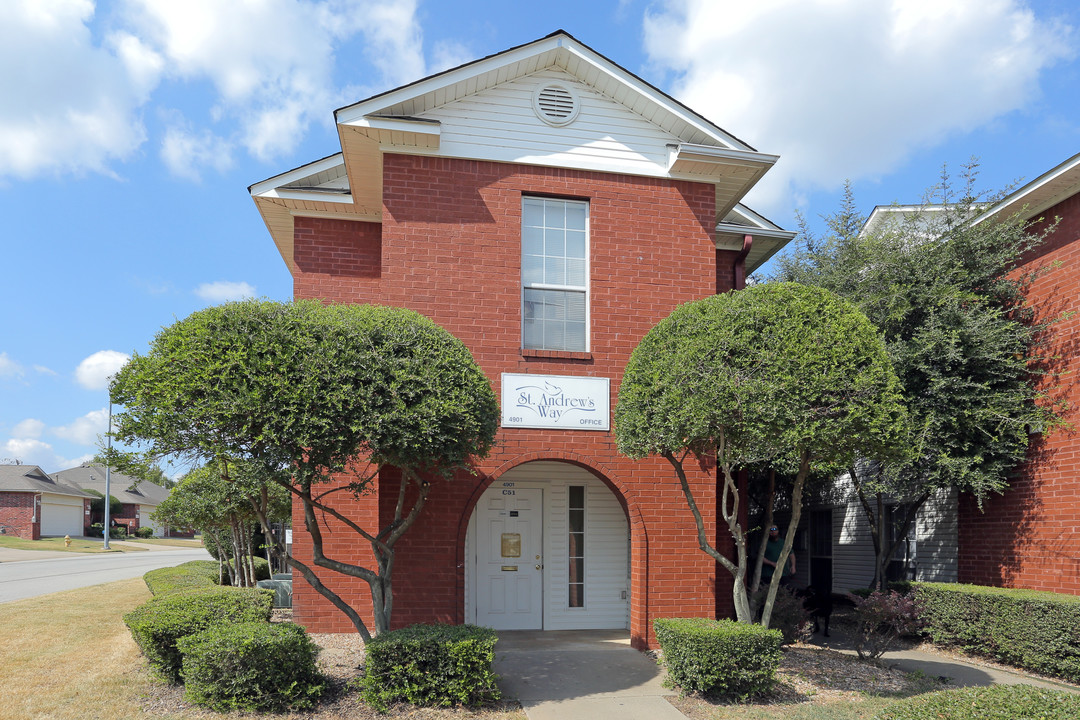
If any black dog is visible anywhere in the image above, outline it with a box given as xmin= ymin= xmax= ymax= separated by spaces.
xmin=796 ymin=585 xmax=832 ymax=637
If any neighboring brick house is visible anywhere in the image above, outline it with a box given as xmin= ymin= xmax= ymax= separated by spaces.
xmin=52 ymin=463 xmax=172 ymax=537
xmin=0 ymin=464 xmax=93 ymax=539
xmin=957 ymin=152 xmax=1080 ymax=596
xmin=250 ymin=31 xmax=793 ymax=647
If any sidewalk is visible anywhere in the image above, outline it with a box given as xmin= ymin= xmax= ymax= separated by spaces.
xmin=808 ymin=613 xmax=1080 ymax=694
xmin=494 ymin=630 xmax=688 ymax=720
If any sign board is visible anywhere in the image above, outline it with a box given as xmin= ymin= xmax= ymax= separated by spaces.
xmin=501 ymin=373 xmax=610 ymax=430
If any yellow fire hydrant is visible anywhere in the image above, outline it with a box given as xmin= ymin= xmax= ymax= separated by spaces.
xmin=64 ymin=534 xmax=71 ymax=547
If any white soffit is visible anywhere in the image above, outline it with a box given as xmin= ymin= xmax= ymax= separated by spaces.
xmin=716 ymin=204 xmax=796 ymax=273
xmin=973 ymin=151 xmax=1080 ymax=226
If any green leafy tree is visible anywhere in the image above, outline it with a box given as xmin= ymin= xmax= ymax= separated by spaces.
xmin=615 ymin=283 xmax=907 ymax=626
xmin=91 ymin=450 xmax=175 ymax=489
xmin=774 ymin=166 xmax=1062 ymax=589
xmin=111 ymin=299 xmax=498 ymax=640
xmin=152 ymin=459 xmax=290 ymax=586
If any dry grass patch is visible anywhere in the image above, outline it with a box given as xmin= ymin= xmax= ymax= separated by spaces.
xmin=0 ymin=577 xmax=153 ymax=720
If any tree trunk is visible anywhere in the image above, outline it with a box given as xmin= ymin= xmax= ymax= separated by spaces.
xmin=760 ymin=451 xmax=809 ymax=629
xmin=750 ymin=469 xmax=776 ymax=593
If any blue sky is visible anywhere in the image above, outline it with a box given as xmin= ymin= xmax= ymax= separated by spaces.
xmin=2 ymin=0 xmax=1078 ymax=475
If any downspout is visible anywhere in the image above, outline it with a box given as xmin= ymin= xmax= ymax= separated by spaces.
xmin=733 ymin=234 xmax=753 ymax=291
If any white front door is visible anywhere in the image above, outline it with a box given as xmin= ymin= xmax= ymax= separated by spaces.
xmin=475 ymin=487 xmax=543 ymax=630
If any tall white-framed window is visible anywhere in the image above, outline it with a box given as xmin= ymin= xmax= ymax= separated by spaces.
xmin=521 ymin=196 xmax=589 ymax=352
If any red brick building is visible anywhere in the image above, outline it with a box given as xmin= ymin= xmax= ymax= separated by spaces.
xmin=0 ymin=464 xmax=93 ymax=540
xmin=251 ymin=32 xmax=793 ymax=647
xmin=958 ymin=152 xmax=1080 ymax=596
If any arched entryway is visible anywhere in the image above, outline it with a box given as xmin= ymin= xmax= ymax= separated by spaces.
xmin=464 ymin=461 xmax=630 ymax=630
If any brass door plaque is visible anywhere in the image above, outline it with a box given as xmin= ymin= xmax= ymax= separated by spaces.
xmin=501 ymin=533 xmax=521 ymax=558
xmin=501 ymin=565 xmax=518 ymax=571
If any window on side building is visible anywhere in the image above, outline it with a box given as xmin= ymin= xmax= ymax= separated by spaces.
xmin=522 ymin=196 xmax=589 ymax=352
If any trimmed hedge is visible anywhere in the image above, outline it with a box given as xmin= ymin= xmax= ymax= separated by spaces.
xmin=143 ymin=560 xmax=220 ymax=596
xmin=914 ymin=582 xmax=1080 ymax=682
xmin=177 ymin=621 xmax=324 ymax=711
xmin=123 ymin=587 xmax=273 ymax=683
xmin=654 ymin=617 xmax=782 ymax=699
xmin=875 ymin=684 xmax=1080 ymax=720
xmin=356 ymin=624 xmax=501 ymax=711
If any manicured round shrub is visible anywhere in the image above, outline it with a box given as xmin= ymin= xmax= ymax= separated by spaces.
xmin=356 ymin=624 xmax=501 ymax=711
xmin=654 ymin=617 xmax=782 ymax=699
xmin=177 ymin=621 xmax=325 ymax=712
xmin=875 ymin=684 xmax=1080 ymax=720
xmin=122 ymin=587 xmax=273 ymax=683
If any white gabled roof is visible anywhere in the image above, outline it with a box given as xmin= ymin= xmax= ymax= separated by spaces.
xmin=251 ymin=30 xmax=788 ymax=273
xmin=335 ymin=30 xmax=757 ymax=152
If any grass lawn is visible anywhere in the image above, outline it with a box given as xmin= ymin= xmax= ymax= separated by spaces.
xmin=122 ymin=537 xmax=205 ymax=549
xmin=0 ymin=578 xmax=154 ymax=720
xmin=0 ymin=535 xmax=136 ymax=553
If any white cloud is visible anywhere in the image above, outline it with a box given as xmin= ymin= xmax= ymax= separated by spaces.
xmin=75 ymin=350 xmax=130 ymax=390
xmin=52 ymin=407 xmax=109 ymax=445
xmin=643 ymin=0 xmax=1075 ymax=212
xmin=0 ymin=437 xmax=91 ymax=473
xmin=0 ymin=0 xmax=425 ymax=179
xmin=33 ymin=365 xmax=58 ymax=376
xmin=161 ymin=123 xmax=233 ymax=181
xmin=0 ymin=352 xmax=25 ymax=378
xmin=121 ymin=0 xmax=426 ymax=164
xmin=0 ymin=0 xmax=153 ymax=179
xmin=12 ymin=419 xmax=45 ymax=439
xmin=194 ymin=280 xmax=256 ymax=303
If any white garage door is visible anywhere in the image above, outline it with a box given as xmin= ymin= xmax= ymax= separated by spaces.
xmin=139 ymin=505 xmax=163 ymax=537
xmin=41 ymin=495 xmax=84 ymax=536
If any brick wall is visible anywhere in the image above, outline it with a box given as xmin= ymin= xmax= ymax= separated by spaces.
xmin=958 ymin=192 xmax=1080 ymax=595
xmin=0 ymin=492 xmax=40 ymax=540
xmin=289 ymin=156 xmax=734 ymax=647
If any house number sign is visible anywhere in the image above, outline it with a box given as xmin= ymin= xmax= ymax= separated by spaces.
xmin=501 ymin=373 xmax=610 ymax=430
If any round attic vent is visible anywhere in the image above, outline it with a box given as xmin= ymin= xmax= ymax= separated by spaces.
xmin=533 ymin=83 xmax=580 ymax=127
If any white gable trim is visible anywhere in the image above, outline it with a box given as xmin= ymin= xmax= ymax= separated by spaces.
xmin=336 ymin=31 xmax=754 ymax=153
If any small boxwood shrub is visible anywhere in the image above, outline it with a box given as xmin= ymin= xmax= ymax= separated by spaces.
xmin=123 ymin=587 xmax=273 ymax=683
xmin=143 ymin=560 xmax=220 ymax=596
xmin=177 ymin=621 xmax=324 ymax=712
xmin=134 ymin=526 xmax=155 ymax=538
xmin=653 ymin=617 xmax=782 ymax=699
xmin=356 ymin=624 xmax=501 ymax=711
xmin=874 ymin=684 xmax=1080 ymax=720
xmin=915 ymin=582 xmax=1080 ymax=682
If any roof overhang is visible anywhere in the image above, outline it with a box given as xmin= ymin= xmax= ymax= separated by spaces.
xmin=973 ymin=151 xmax=1080 ymax=226
xmin=716 ymin=205 xmax=797 ymax=273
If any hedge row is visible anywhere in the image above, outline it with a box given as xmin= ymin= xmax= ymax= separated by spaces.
xmin=914 ymin=582 xmax=1080 ymax=682
xmin=875 ymin=684 xmax=1080 ymax=720
xmin=143 ymin=560 xmax=220 ymax=595
xmin=653 ymin=617 xmax=782 ymax=699
xmin=124 ymin=586 xmax=274 ymax=683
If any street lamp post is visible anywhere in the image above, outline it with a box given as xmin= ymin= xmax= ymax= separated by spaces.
xmin=103 ymin=401 xmax=112 ymax=551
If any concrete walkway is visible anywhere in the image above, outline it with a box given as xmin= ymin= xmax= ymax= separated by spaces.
xmin=809 ymin=618 xmax=1080 ymax=694
xmin=494 ymin=625 xmax=1078 ymax=720
xmin=493 ymin=630 xmax=687 ymax=720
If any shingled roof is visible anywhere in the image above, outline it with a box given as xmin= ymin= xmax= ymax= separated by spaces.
xmin=0 ymin=464 xmax=94 ymax=498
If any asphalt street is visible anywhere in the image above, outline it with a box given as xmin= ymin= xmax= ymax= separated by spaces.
xmin=0 ymin=546 xmax=213 ymax=604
